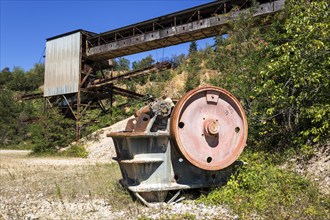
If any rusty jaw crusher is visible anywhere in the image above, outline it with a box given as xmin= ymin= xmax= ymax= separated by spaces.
xmin=107 ymin=86 xmax=248 ymax=206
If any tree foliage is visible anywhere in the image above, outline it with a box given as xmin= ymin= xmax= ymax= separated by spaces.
xmin=185 ymin=52 xmax=202 ymax=92
xmin=203 ymin=0 xmax=330 ymax=151
xmin=0 ymin=88 xmax=41 ymax=148
xmin=255 ymin=0 xmax=330 ymax=148
xmin=0 ymin=65 xmax=44 ymax=148
xmin=30 ymin=109 xmax=75 ymax=153
xmin=0 ymin=64 xmax=44 ymax=92
xmin=188 ymin=41 xmax=198 ymax=56
xmin=0 ymin=89 xmax=20 ymax=146
xmin=132 ymin=55 xmax=155 ymax=70
xmin=126 ymin=55 xmax=156 ymax=89
xmin=113 ymin=57 xmax=130 ymax=71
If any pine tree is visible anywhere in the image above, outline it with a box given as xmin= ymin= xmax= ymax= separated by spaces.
xmin=188 ymin=41 xmax=197 ymax=56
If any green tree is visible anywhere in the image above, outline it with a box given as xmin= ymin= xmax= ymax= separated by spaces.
xmin=130 ymin=55 xmax=155 ymax=86
xmin=213 ymin=34 xmax=228 ymax=50
xmin=171 ymin=53 xmax=186 ymax=68
xmin=188 ymin=41 xmax=198 ymax=56
xmin=7 ymin=66 xmax=26 ymax=91
xmin=0 ymin=64 xmax=44 ymax=92
xmin=0 ymin=67 xmax=13 ymax=89
xmin=185 ymin=52 xmax=202 ymax=92
xmin=132 ymin=55 xmax=155 ymax=70
xmin=114 ymin=57 xmax=130 ymax=71
xmin=25 ymin=63 xmax=44 ymax=91
xmin=256 ymin=0 xmax=330 ymax=148
xmin=0 ymin=89 xmax=20 ymax=146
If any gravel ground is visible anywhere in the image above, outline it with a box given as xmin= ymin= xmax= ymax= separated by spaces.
xmin=0 ymin=117 xmax=236 ymax=219
xmin=0 ymin=150 xmax=235 ymax=220
xmin=2 ymin=116 xmax=328 ymax=219
xmin=81 ymin=116 xmax=134 ymax=163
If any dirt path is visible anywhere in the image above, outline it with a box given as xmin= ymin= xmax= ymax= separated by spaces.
xmin=0 ymin=150 xmax=233 ymax=220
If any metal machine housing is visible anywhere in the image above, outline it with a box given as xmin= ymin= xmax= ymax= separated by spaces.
xmin=108 ymin=86 xmax=248 ymax=205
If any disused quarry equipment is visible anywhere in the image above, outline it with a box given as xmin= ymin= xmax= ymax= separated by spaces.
xmin=107 ymin=86 xmax=248 ymax=206
xmin=40 ymin=0 xmax=284 ymax=141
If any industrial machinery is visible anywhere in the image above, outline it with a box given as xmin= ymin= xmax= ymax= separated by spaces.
xmin=41 ymin=0 xmax=283 ymax=140
xmin=108 ymin=86 xmax=248 ymax=206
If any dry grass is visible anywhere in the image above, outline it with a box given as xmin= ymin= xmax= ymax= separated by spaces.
xmin=0 ymin=150 xmax=141 ymax=219
xmin=0 ymin=150 xmax=239 ymax=220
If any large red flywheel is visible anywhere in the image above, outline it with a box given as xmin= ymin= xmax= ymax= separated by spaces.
xmin=170 ymin=86 xmax=248 ymax=170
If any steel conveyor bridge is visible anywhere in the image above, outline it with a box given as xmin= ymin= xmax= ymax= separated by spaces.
xmin=86 ymin=0 xmax=284 ymax=61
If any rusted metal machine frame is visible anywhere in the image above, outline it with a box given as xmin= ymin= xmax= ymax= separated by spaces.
xmin=85 ymin=61 xmax=171 ymax=90
xmin=108 ymin=86 xmax=248 ymax=206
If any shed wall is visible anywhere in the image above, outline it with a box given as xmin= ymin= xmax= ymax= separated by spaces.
xmin=44 ymin=32 xmax=81 ymax=97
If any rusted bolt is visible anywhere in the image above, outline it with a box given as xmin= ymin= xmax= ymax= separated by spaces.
xmin=204 ymin=120 xmax=219 ymax=136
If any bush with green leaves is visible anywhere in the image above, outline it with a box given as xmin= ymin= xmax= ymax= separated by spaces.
xmin=198 ymin=151 xmax=330 ymax=219
xmin=0 ymin=64 xmax=44 ymax=92
xmin=185 ymin=51 xmax=202 ymax=92
xmin=30 ymin=109 xmax=75 ymax=154
xmin=0 ymin=89 xmax=21 ymax=146
xmin=59 ymin=144 xmax=88 ymax=158
xmin=255 ymin=0 xmax=330 ymax=149
xmin=113 ymin=57 xmax=130 ymax=71
xmin=0 ymin=89 xmax=42 ymax=148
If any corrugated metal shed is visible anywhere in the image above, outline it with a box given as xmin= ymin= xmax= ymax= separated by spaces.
xmin=44 ymin=31 xmax=81 ymax=97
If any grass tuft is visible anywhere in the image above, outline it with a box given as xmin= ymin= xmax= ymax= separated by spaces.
xmin=58 ymin=144 xmax=88 ymax=158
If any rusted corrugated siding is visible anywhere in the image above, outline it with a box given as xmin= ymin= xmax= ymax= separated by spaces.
xmin=44 ymin=32 xmax=81 ymax=97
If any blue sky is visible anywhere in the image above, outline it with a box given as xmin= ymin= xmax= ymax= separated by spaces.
xmin=0 ymin=0 xmax=215 ymax=71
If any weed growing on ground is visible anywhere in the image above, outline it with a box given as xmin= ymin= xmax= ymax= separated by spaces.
xmin=58 ymin=144 xmax=88 ymax=158
xmin=54 ymin=182 xmax=63 ymax=203
xmin=48 ymin=163 xmax=135 ymax=210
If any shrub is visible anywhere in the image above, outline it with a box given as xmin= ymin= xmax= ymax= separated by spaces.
xmin=59 ymin=144 xmax=88 ymax=158
xmin=30 ymin=109 xmax=75 ymax=154
xmin=254 ymin=0 xmax=330 ymax=150
xmin=198 ymin=151 xmax=330 ymax=219
xmin=0 ymin=89 xmax=20 ymax=146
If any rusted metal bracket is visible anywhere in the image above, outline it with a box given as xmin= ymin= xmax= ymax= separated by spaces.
xmin=80 ymin=66 xmax=93 ymax=87
xmin=62 ymin=95 xmax=77 ymax=120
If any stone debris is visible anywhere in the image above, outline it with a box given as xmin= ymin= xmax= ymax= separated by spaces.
xmin=82 ymin=116 xmax=134 ymax=162
xmin=138 ymin=201 xmax=236 ymax=220
xmin=282 ymin=143 xmax=330 ymax=195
